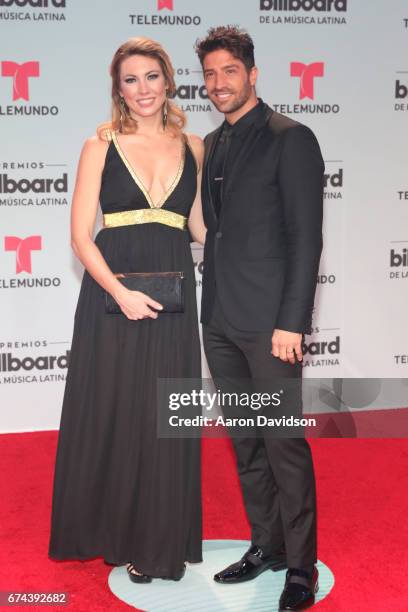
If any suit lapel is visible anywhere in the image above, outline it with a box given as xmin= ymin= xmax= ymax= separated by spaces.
xmin=203 ymin=127 xmax=222 ymax=222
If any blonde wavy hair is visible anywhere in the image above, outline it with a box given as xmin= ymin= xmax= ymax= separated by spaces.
xmin=98 ymin=37 xmax=185 ymax=139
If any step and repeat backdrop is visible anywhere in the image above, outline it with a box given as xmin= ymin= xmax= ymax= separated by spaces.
xmin=0 ymin=0 xmax=407 ymax=431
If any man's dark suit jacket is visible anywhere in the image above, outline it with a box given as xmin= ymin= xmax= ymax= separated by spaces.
xmin=201 ymin=101 xmax=324 ymax=334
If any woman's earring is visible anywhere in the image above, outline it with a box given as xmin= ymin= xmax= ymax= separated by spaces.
xmin=162 ymin=97 xmax=168 ymax=130
xmin=119 ymin=96 xmax=126 ymax=131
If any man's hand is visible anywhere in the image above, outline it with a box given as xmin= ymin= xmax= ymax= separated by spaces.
xmin=271 ymin=329 xmax=303 ymax=364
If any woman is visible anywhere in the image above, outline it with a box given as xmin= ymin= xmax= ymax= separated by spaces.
xmin=48 ymin=37 xmax=206 ymax=582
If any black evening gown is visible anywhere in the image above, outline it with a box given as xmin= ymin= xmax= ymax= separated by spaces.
xmin=48 ymin=132 xmax=202 ymax=579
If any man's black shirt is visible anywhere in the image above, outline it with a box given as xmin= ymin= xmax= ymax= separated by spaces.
xmin=209 ymin=100 xmax=264 ymax=217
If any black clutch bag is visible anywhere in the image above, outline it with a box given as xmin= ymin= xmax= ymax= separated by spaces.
xmin=105 ymin=271 xmax=184 ymax=314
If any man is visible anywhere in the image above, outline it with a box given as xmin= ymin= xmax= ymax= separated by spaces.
xmin=195 ymin=27 xmax=324 ymax=610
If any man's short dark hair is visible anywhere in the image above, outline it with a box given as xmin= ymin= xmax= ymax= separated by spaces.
xmin=195 ymin=25 xmax=255 ymax=72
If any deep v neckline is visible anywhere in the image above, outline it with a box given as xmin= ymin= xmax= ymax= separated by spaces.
xmin=111 ymin=131 xmax=186 ymax=210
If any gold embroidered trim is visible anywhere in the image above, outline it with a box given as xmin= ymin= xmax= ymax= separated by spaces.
xmin=111 ymin=131 xmax=185 ymax=210
xmin=103 ymin=208 xmax=187 ymax=231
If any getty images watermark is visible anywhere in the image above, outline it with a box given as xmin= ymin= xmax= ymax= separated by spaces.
xmin=157 ymin=378 xmax=316 ymax=438
xmin=157 ymin=378 xmax=408 ymax=439
xmin=167 ymin=388 xmax=316 ymax=429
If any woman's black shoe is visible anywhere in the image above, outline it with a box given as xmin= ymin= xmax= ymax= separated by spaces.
xmin=126 ymin=562 xmax=152 ymax=584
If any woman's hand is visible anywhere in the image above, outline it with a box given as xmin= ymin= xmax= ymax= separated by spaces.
xmin=114 ymin=287 xmax=163 ymax=320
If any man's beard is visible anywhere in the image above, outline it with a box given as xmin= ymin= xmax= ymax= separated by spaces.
xmin=210 ymin=79 xmax=253 ymax=115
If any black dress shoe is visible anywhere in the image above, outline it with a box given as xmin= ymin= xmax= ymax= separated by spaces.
xmin=214 ymin=544 xmax=287 ymax=584
xmin=279 ymin=567 xmax=319 ymax=610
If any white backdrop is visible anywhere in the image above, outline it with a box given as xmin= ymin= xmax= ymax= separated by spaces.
xmin=0 ymin=0 xmax=407 ymax=431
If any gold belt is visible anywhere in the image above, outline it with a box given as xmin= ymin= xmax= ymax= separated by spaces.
xmin=103 ymin=208 xmax=187 ymax=231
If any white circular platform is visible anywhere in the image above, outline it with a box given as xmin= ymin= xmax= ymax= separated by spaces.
xmin=108 ymin=539 xmax=335 ymax=611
